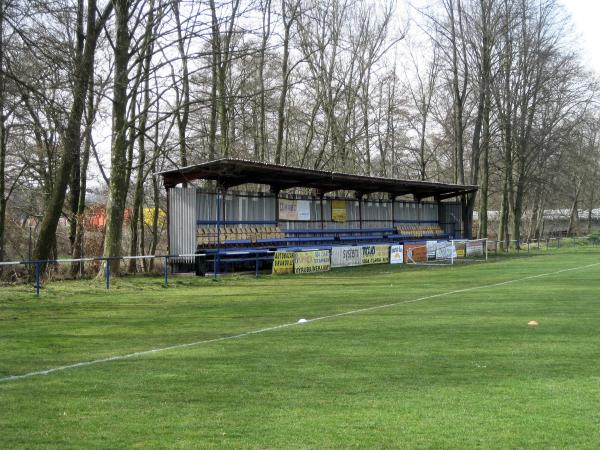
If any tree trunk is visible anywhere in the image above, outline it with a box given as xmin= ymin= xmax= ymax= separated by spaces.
xmin=34 ymin=0 xmax=111 ymax=263
xmin=498 ymin=125 xmax=512 ymax=248
xmin=148 ymin=110 xmax=161 ymax=272
xmin=497 ymin=3 xmax=513 ymax=250
xmin=275 ymin=2 xmax=292 ymax=165
xmin=587 ymin=188 xmax=595 ymax=234
xmin=448 ymin=0 xmax=467 ymax=185
xmin=102 ymin=0 xmax=131 ymax=273
xmin=511 ymin=167 xmax=525 ymax=247
xmin=71 ymin=77 xmax=95 ymax=275
xmin=209 ymin=0 xmax=240 ymax=159
xmin=128 ymin=0 xmax=155 ymax=272
xmin=258 ymin=0 xmax=271 ymax=161
xmin=478 ymin=79 xmax=490 ymax=238
xmin=0 ymin=113 xmax=5 ymax=263
xmin=173 ymin=0 xmax=189 ymax=169
xmin=534 ymin=196 xmax=545 ymax=240
xmin=0 ymin=0 xmax=6 ymax=263
xmin=477 ymin=0 xmax=492 ymax=239
xmin=465 ymin=78 xmax=484 ymax=240
xmin=567 ymin=179 xmax=582 ymax=236
xmin=139 ymin=201 xmax=147 ymax=271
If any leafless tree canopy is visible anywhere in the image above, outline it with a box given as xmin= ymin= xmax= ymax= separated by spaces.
xmin=0 ymin=0 xmax=598 ymax=269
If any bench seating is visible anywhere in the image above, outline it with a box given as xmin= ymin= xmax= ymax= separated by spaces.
xmin=339 ymin=235 xmax=384 ymax=241
xmin=395 ymin=224 xmax=445 ymax=238
xmin=256 ymin=236 xmax=334 ymax=245
xmin=198 ymin=224 xmax=447 ymax=249
xmin=284 ymin=227 xmax=394 ymax=236
xmin=389 ymin=233 xmax=449 ymax=240
xmin=198 ymin=225 xmax=285 ymax=246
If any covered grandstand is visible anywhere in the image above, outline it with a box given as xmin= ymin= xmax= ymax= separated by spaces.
xmin=160 ymin=159 xmax=478 ymax=273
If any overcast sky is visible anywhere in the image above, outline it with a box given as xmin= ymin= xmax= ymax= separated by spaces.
xmin=559 ymin=0 xmax=600 ymax=74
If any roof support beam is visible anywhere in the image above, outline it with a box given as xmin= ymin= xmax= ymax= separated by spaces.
xmin=435 ymin=190 xmax=475 ymax=201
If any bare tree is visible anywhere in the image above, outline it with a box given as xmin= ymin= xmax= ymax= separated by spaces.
xmin=34 ymin=0 xmax=112 ymax=263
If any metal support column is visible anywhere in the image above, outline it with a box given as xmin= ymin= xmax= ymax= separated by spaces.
xmin=357 ymin=193 xmax=363 ymax=230
xmin=435 ymin=196 xmax=444 ymax=236
xmin=271 ymin=186 xmax=281 ymax=225
xmin=390 ymin=194 xmax=396 ymax=229
xmin=166 ymin=187 xmax=171 ymax=256
xmin=215 ymin=187 xmax=222 ymax=278
xmin=319 ymin=192 xmax=325 ymax=230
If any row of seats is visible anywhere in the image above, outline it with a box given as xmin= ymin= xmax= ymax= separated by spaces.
xmin=396 ymin=224 xmax=445 ymax=238
xmin=198 ymin=224 xmax=446 ymax=246
xmin=198 ymin=226 xmax=285 ymax=245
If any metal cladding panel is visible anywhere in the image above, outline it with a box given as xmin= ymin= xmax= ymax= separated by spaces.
xmin=394 ymin=201 xmax=417 ymax=221
xmin=392 ymin=201 xmax=438 ymax=223
xmin=341 ymin=201 xmax=360 ymax=230
xmin=196 ymin=191 xmax=218 ymax=221
xmin=363 ymin=200 xmax=393 ymax=228
xmin=439 ymin=202 xmax=463 ymax=237
xmin=192 ymin=189 xmax=446 ymax=232
xmin=421 ymin=202 xmax=438 ymax=221
xmin=197 ymin=192 xmax=276 ymax=222
xmin=224 ymin=193 xmax=276 ymax=221
xmin=169 ymin=188 xmax=197 ymax=262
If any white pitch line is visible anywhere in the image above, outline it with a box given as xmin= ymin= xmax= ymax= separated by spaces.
xmin=1 ymin=261 xmax=598 ymax=384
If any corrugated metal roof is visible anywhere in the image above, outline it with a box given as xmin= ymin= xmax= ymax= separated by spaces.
xmin=159 ymin=159 xmax=478 ymax=201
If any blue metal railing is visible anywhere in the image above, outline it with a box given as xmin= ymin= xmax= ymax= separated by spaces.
xmin=197 ymin=220 xmax=278 ymax=225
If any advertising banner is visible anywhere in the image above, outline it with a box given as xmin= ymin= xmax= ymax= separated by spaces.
xmin=272 ymin=251 xmax=294 ymax=274
xmin=390 ymin=245 xmax=404 ymax=264
xmin=294 ymin=250 xmax=331 ymax=274
xmin=455 ymin=242 xmax=466 ymax=258
xmin=279 ymin=199 xmax=311 ymax=221
xmin=361 ymin=245 xmax=390 ymax=265
xmin=426 ymin=240 xmax=438 ymax=260
xmin=466 ymin=240 xmax=484 ymax=257
xmin=331 ymin=246 xmax=362 ymax=268
xmin=331 ymin=200 xmax=347 ymax=222
xmin=143 ymin=208 xmax=166 ymax=227
xmin=278 ymin=199 xmax=297 ymax=221
xmin=297 ymin=200 xmax=311 ymax=221
xmin=435 ymin=242 xmax=456 ymax=260
xmin=404 ymin=244 xmax=427 ymax=263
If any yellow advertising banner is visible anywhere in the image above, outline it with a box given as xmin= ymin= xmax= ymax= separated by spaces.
xmin=143 ymin=208 xmax=166 ymax=227
xmin=361 ymin=245 xmax=390 ymax=265
xmin=294 ymin=250 xmax=331 ymax=274
xmin=331 ymin=199 xmax=347 ymax=222
xmin=455 ymin=242 xmax=466 ymax=258
xmin=272 ymin=251 xmax=294 ymax=274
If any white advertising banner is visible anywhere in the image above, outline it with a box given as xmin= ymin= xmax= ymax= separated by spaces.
xmin=390 ymin=245 xmax=404 ymax=264
xmin=331 ymin=246 xmax=363 ymax=268
xmin=278 ymin=199 xmax=297 ymax=221
xmin=426 ymin=240 xmax=438 ymax=259
xmin=435 ymin=241 xmax=456 ymax=260
xmin=466 ymin=240 xmax=484 ymax=257
xmin=297 ymin=200 xmax=311 ymax=221
xmin=279 ymin=199 xmax=311 ymax=221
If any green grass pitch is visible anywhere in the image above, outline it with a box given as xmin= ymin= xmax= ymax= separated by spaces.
xmin=2 ymin=249 xmax=600 ymax=448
